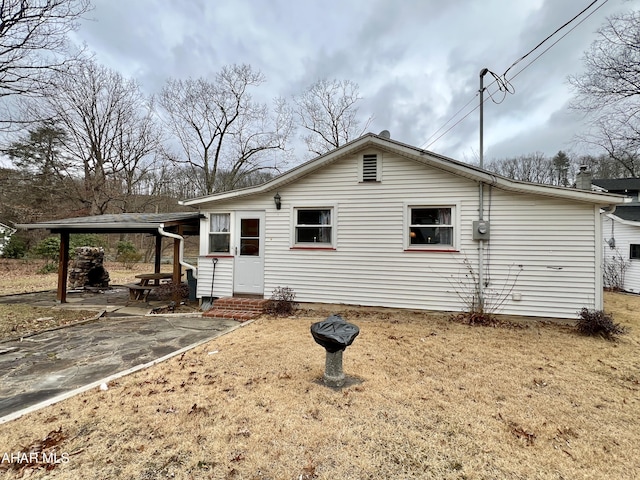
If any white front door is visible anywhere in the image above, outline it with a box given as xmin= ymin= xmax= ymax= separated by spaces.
xmin=233 ymin=211 xmax=265 ymax=295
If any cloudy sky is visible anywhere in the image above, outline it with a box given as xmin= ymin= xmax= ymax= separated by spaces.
xmin=70 ymin=0 xmax=639 ymax=164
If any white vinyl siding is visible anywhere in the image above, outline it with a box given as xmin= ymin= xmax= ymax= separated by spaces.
xmin=481 ymin=190 xmax=599 ymax=318
xmin=196 ymin=256 xmax=233 ymax=298
xmin=602 ymin=215 xmax=640 ymax=294
xmin=197 ymin=151 xmax=605 ymax=319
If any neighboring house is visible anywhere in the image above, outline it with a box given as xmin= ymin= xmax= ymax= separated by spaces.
xmin=593 ymin=178 xmax=640 ymax=294
xmin=180 ymin=133 xmax=626 ymax=319
xmin=0 ymin=222 xmax=16 ymax=256
xmin=592 ymin=178 xmax=640 ymax=201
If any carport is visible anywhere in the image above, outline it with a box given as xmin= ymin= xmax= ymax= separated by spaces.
xmin=17 ymin=212 xmax=202 ymax=303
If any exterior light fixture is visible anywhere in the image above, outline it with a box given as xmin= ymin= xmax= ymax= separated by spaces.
xmin=274 ymin=192 xmax=282 ymax=210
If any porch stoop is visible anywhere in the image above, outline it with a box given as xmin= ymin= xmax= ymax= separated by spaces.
xmin=202 ymin=297 xmax=269 ymax=322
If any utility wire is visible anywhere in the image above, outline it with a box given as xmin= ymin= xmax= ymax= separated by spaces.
xmin=507 ymin=0 xmax=608 ymax=83
xmin=420 ymin=0 xmax=607 ymax=151
xmin=503 ymin=0 xmax=601 ymax=79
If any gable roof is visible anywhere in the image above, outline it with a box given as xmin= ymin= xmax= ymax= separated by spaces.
xmin=180 ymin=133 xmax=628 ymax=207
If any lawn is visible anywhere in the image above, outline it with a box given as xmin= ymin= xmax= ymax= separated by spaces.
xmin=0 ymin=260 xmax=173 ymax=340
xmin=0 ymin=287 xmax=638 ymax=479
xmin=0 ymin=259 xmax=163 ymax=296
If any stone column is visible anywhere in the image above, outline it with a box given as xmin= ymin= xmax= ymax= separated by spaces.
xmin=324 ymin=350 xmax=345 ymax=387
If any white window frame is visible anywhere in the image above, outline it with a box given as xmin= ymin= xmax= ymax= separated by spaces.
xmin=630 ymin=243 xmax=640 ymax=260
xmin=292 ymin=206 xmax=336 ymax=248
xmin=405 ymin=204 xmax=458 ymax=251
xmin=208 ymin=213 xmax=231 ymax=254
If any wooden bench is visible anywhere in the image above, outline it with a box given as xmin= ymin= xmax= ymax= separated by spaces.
xmin=125 ymin=283 xmax=159 ymax=302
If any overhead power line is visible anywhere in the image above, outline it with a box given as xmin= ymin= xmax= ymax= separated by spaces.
xmin=420 ymin=0 xmax=608 ymax=151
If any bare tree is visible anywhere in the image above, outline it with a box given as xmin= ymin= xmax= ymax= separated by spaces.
xmin=293 ymin=78 xmax=373 ymax=157
xmin=569 ymin=10 xmax=640 ymax=177
xmin=24 ymin=58 xmax=161 ymax=215
xmin=576 ymin=152 xmax=631 ymax=179
xmin=0 ymin=0 xmax=91 ymax=125
xmin=484 ymin=152 xmax=555 ymax=184
xmin=158 ymin=64 xmax=292 ymax=196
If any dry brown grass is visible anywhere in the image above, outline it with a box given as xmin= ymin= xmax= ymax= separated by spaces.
xmin=1 ymin=292 xmax=639 ymax=479
xmin=0 ymin=305 xmax=100 ymax=341
xmin=0 ymin=259 xmax=169 ymax=296
xmin=0 ymin=260 xmax=173 ymax=340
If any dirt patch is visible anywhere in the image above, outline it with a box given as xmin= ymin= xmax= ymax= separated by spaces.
xmin=0 ymin=305 xmax=101 ymax=342
xmin=150 ymin=302 xmax=201 ymax=315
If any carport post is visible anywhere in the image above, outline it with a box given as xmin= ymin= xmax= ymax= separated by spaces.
xmin=172 ymin=230 xmax=182 ymax=303
xmin=57 ymin=231 xmax=70 ymax=303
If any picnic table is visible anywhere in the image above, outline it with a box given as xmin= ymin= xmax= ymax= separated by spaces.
xmin=125 ymin=273 xmax=174 ymax=301
xmin=135 ymin=272 xmax=174 ymax=286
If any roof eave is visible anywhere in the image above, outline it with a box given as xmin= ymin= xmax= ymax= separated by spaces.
xmin=179 ymin=134 xmax=631 ymax=207
xmin=606 ymin=212 xmax=640 ymax=227
xmin=16 ymin=222 xmax=164 ymax=231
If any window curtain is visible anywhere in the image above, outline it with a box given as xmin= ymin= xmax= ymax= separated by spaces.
xmin=437 ymin=208 xmax=452 ymax=244
xmin=210 ymin=214 xmax=230 ymax=233
xmin=438 ymin=208 xmax=451 ymax=225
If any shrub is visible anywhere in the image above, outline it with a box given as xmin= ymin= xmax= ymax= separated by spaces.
xmin=265 ymin=286 xmax=298 ymax=316
xmin=576 ymin=307 xmax=626 ymax=340
xmin=116 ymin=240 xmax=142 ymax=268
xmin=32 ymin=237 xmax=61 ymax=262
xmin=37 ymin=262 xmax=59 ymax=274
xmin=70 ymin=234 xmax=106 ymax=250
xmin=2 ymin=235 xmax=27 ymax=259
xmin=31 ymin=234 xmax=106 ymax=263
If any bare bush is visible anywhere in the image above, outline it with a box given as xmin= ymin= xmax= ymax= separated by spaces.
xmin=603 ymin=251 xmax=629 ymax=292
xmin=264 ymin=286 xmax=298 ymax=316
xmin=576 ymin=307 xmax=626 ymax=340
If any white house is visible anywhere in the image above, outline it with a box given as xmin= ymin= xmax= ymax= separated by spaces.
xmin=180 ymin=133 xmax=626 ymax=319
xmin=602 ymin=205 xmax=640 ymax=294
xmin=0 ymin=222 xmax=16 ymax=256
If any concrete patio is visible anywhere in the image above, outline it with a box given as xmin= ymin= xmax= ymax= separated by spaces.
xmin=0 ymin=287 xmax=241 ymax=422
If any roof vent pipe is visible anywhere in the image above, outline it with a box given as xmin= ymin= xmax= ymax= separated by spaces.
xmin=378 ymin=130 xmax=390 ymax=139
xmin=157 ymin=225 xmax=198 ymax=279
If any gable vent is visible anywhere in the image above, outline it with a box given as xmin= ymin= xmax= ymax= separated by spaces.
xmin=362 ymin=154 xmax=378 ymax=182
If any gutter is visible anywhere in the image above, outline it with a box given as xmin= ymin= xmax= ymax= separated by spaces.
xmin=158 ymin=224 xmax=198 ymax=279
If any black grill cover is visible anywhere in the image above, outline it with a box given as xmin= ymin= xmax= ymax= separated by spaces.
xmin=310 ymin=314 xmax=360 ymax=353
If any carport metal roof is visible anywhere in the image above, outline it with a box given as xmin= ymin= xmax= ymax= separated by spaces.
xmin=17 ymin=212 xmax=202 ymax=303
xmin=17 ymin=212 xmax=201 ymax=235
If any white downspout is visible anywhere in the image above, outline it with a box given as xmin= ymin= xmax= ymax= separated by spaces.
xmin=158 ymin=225 xmax=197 ymax=278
